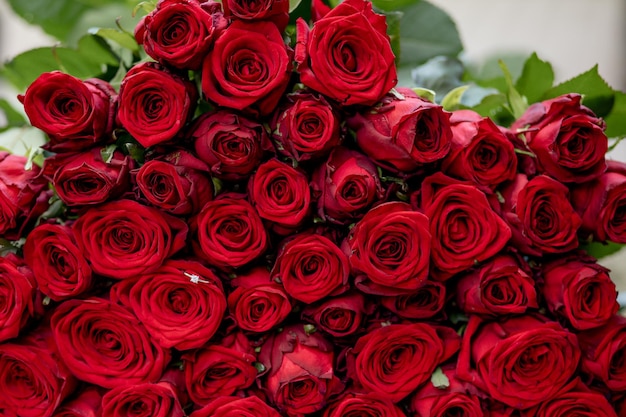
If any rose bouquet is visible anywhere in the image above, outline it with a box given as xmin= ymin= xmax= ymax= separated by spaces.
xmin=1 ymin=0 xmax=626 ymax=416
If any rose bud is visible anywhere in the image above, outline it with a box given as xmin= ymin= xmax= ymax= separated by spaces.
xmin=228 ymin=267 xmax=292 ymax=333
xmin=347 ymin=323 xmax=460 ymax=403
xmin=51 ymin=297 xmax=171 ymax=389
xmin=312 ymin=147 xmax=384 ymax=225
xmin=380 ymin=280 xmax=446 ymax=320
xmin=324 ymin=392 xmax=406 ymax=417
xmin=136 ymin=0 xmax=228 ymax=70
xmin=529 ymin=379 xmax=618 ymax=417
xmin=192 ymin=196 xmax=268 ymax=271
xmin=500 ymin=174 xmax=581 ymax=256
xmin=52 ymin=386 xmax=103 ymax=417
xmin=183 ymin=332 xmax=257 ymax=405
xmin=117 ymin=62 xmax=197 ymax=148
xmin=101 ymin=382 xmax=185 ymax=417
xmin=202 ymin=20 xmax=292 ymax=116
xmin=457 ymin=314 xmax=580 ymax=409
xmin=442 ymin=110 xmax=517 ymax=189
xmin=43 ymin=147 xmax=131 ymax=207
xmin=192 ymin=109 xmax=273 ymax=181
xmin=511 ymin=93 xmax=608 ymax=183
xmin=271 ymin=91 xmax=342 ymax=162
xmin=409 ymin=364 xmax=484 ymax=417
xmin=455 ymin=254 xmax=538 ymax=318
xmin=259 ymin=324 xmax=344 ymax=415
xmin=272 ymin=232 xmax=349 ymax=304
xmin=348 ymin=89 xmax=452 ymax=173
xmin=190 ymin=396 xmax=281 ymax=417
xmin=127 ymin=259 xmax=226 ymax=350
xmin=0 ymin=328 xmax=78 ymax=417
xmin=571 ymin=160 xmax=626 ymax=243
xmin=295 ymin=0 xmax=396 ymax=107
xmin=23 ymin=223 xmax=93 ymax=302
xmin=0 ymin=254 xmax=41 ymax=343
xmin=542 ymin=253 xmax=618 ymax=330
xmin=73 ymin=199 xmax=188 ymax=280
xmin=135 ymin=149 xmax=213 ymax=216
xmin=344 ymin=202 xmax=430 ymax=295
xmin=0 ymin=152 xmax=50 ymax=240
xmin=302 ymin=292 xmax=368 ymax=338
xmin=19 ymin=71 xmax=116 ymax=152
xmin=421 ymin=174 xmax=511 ymax=281
xmin=577 ymin=315 xmax=626 ymax=391
xmin=248 ymin=159 xmax=311 ymax=234
xmin=223 ymin=0 xmax=289 ymax=32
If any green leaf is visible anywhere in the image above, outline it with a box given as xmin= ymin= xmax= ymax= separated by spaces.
xmin=0 ymin=99 xmax=27 ymax=132
xmin=515 ymin=52 xmax=554 ymax=104
xmin=411 ymin=87 xmax=436 ymax=103
xmin=498 ymin=60 xmax=528 ymax=119
xmin=384 ymin=10 xmax=403 ymax=66
xmin=410 ymin=56 xmax=464 ymax=99
xmin=89 ymin=28 xmax=139 ymax=52
xmin=430 ymin=367 xmax=450 ymax=389
xmin=581 ymin=241 xmax=625 ymax=260
xmin=398 ymin=1 xmax=463 ymax=66
xmin=289 ymin=0 xmax=303 ymax=12
xmin=133 ymin=0 xmax=157 ymax=16
xmin=372 ymin=0 xmax=421 ymax=12
xmin=440 ymin=85 xmax=469 ymax=111
xmin=542 ymin=65 xmax=615 ymax=118
xmin=604 ymin=91 xmax=626 ymax=139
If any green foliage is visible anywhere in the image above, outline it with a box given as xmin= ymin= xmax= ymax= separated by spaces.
xmin=605 ymin=91 xmax=626 ymax=139
xmin=581 ymin=241 xmax=625 ymax=260
xmin=0 ymin=99 xmax=26 ymax=133
xmin=430 ymin=367 xmax=450 ymax=389
xmin=515 ymin=52 xmax=554 ymax=104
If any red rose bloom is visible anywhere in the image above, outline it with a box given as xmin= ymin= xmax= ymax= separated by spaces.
xmin=202 ymin=20 xmax=292 ymax=116
xmin=18 ymin=71 xmax=116 ymax=152
xmin=324 ymin=392 xmax=407 ymax=417
xmin=302 ymin=292 xmax=368 ymax=338
xmin=190 ymin=396 xmax=281 ymax=417
xmin=51 ymin=298 xmax=171 ymax=389
xmin=52 ymin=386 xmax=102 ymax=417
xmin=101 ymin=382 xmax=185 ymax=417
xmin=530 ymin=379 xmax=618 ymax=417
xmin=295 ymin=0 xmax=396 ymax=106
xmin=0 ymin=254 xmax=40 ymax=343
xmin=117 ymin=62 xmax=198 ymax=147
xmin=73 ymin=199 xmax=188 ymax=279
xmin=222 ymin=0 xmax=289 ymax=31
xmin=380 ymin=280 xmax=446 ymax=320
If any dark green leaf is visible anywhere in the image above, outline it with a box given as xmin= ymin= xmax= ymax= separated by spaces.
xmin=515 ymin=52 xmax=554 ymax=104
xmin=384 ymin=10 xmax=403 ymax=66
xmin=410 ymin=56 xmax=463 ymax=99
xmin=542 ymin=65 xmax=615 ymax=117
xmin=430 ymin=367 xmax=450 ymax=389
xmin=0 ymin=99 xmax=26 ymax=132
xmin=372 ymin=0 xmax=421 ymax=12
xmin=604 ymin=91 xmax=626 ymax=139
xmin=89 ymin=28 xmax=139 ymax=52
xmin=581 ymin=241 xmax=625 ymax=260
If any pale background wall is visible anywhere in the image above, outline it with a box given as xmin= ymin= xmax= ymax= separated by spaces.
xmin=1 ymin=0 xmax=625 ymax=291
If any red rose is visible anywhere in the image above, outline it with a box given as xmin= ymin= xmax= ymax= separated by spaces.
xmin=228 ymin=266 xmax=292 ymax=333
xmin=192 ymin=196 xmax=268 ymax=270
xmin=542 ymin=253 xmax=618 ymax=330
xmin=577 ymin=315 xmax=626 ymax=391
xmin=223 ymin=0 xmax=289 ymax=31
xmin=117 ymin=62 xmax=198 ymax=147
xmin=272 ymin=233 xmax=349 ymax=304
xmin=51 ymin=297 xmax=171 ymax=388
xmin=183 ymin=332 xmax=257 ymax=405
xmin=500 ymin=174 xmax=581 ymax=256
xmin=345 ymin=202 xmax=431 ymax=295
xmin=311 ymin=147 xmax=384 ymax=225
xmin=0 ymin=329 xmax=78 ymax=417
xmin=127 ymin=259 xmax=226 ymax=350
xmin=347 ymin=88 xmax=452 ymax=172
xmin=348 ymin=323 xmax=460 ymax=403
xmin=73 ymin=199 xmax=188 ymax=279
xmin=295 ymin=0 xmax=396 ymax=106
xmin=135 ymin=149 xmax=213 ymax=215
xmin=511 ymin=93 xmax=608 ymax=183
xmin=421 ymin=176 xmax=511 ymax=280
xmin=324 ymin=392 xmax=406 ymax=417
xmin=302 ymin=292 xmax=368 ymax=338
xmin=190 ymin=396 xmax=281 ymax=417
xmin=24 ymin=223 xmax=93 ymax=301
xmin=52 ymin=387 xmax=102 ymax=417
xmin=259 ymin=325 xmax=344 ymax=416
xmin=18 ymin=71 xmax=116 ymax=152
xmin=457 ymin=314 xmax=580 ymax=409
xmin=43 ymin=147 xmax=131 ymax=207
xmin=202 ymin=20 xmax=292 ymax=116
xmin=136 ymin=0 xmax=227 ymax=70
xmin=442 ymin=110 xmax=517 ymax=188
xmin=248 ymin=158 xmax=312 ymax=234
xmin=191 ymin=110 xmax=273 ymax=181
xmin=455 ymin=254 xmax=538 ymax=318
xmin=409 ymin=365 xmax=484 ymax=417
xmin=101 ymin=382 xmax=184 ymax=417
xmin=380 ymin=280 xmax=446 ymax=320
xmin=530 ymin=379 xmax=618 ymax=417
xmin=571 ymin=160 xmax=626 ymax=243
xmin=270 ymin=91 xmax=342 ymax=162
xmin=0 ymin=152 xmax=50 ymax=240
xmin=0 ymin=254 xmax=40 ymax=342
